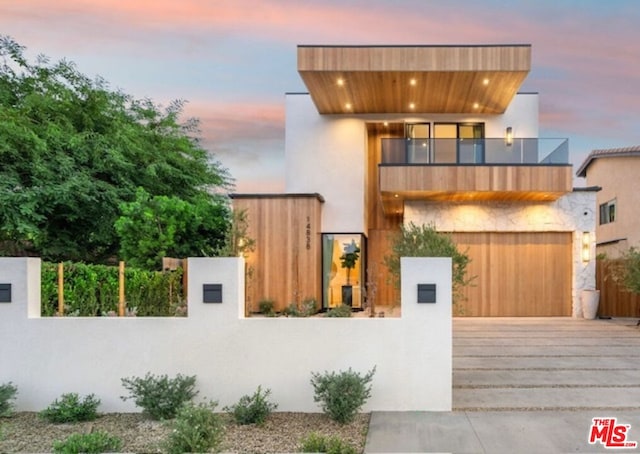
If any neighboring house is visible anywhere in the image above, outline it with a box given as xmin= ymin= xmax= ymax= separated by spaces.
xmin=232 ymin=45 xmax=596 ymax=317
xmin=576 ymin=146 xmax=640 ymax=258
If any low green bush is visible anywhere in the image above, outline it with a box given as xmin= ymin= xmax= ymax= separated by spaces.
xmin=120 ymin=372 xmax=197 ymax=420
xmin=224 ymin=386 xmax=278 ymax=425
xmin=0 ymin=382 xmax=18 ymax=417
xmin=282 ymin=298 xmax=318 ymax=317
xmin=258 ymin=299 xmax=275 ymax=316
xmin=310 ymin=366 xmax=376 ymax=424
xmin=300 ymin=432 xmax=358 ymax=454
xmin=52 ymin=431 xmax=122 ymax=453
xmin=325 ymin=304 xmax=352 ymax=318
xmin=163 ymin=401 xmax=224 ymax=454
xmin=40 ymin=393 xmax=100 ymax=423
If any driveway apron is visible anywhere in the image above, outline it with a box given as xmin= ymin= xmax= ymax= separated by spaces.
xmin=365 ymin=317 xmax=640 ymax=453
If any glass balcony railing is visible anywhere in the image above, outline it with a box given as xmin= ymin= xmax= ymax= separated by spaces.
xmin=380 ymin=138 xmax=569 ymax=165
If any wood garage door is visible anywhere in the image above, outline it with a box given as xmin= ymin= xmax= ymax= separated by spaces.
xmin=451 ymin=232 xmax=572 ymax=316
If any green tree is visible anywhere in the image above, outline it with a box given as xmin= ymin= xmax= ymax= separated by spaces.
xmin=0 ymin=36 xmax=231 ymax=263
xmin=115 ymin=188 xmax=229 ymax=269
xmin=384 ymin=222 xmax=473 ymax=305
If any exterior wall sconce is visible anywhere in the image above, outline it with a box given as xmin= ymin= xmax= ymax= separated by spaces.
xmin=0 ymin=283 xmax=11 ymax=303
xmin=237 ymin=238 xmax=245 ymax=257
xmin=417 ymin=284 xmax=437 ymax=303
xmin=505 ymin=126 xmax=513 ymax=146
xmin=582 ymin=232 xmax=591 ymax=262
xmin=203 ymin=284 xmax=223 ymax=303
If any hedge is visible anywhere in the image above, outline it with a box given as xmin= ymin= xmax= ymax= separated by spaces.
xmin=41 ymin=262 xmax=185 ymax=316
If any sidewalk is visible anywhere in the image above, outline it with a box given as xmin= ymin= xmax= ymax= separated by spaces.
xmin=364 ymin=317 xmax=640 ymax=453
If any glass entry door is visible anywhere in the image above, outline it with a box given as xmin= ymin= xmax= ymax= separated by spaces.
xmin=322 ymin=233 xmax=366 ymax=310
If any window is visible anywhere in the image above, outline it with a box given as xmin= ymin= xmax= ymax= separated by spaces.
xmin=599 ymin=199 xmax=616 ymax=225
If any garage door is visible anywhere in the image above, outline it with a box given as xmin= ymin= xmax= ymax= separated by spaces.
xmin=451 ymin=232 xmax=572 ymax=316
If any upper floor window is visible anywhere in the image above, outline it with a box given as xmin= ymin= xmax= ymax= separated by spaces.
xmin=599 ymin=199 xmax=616 ymax=225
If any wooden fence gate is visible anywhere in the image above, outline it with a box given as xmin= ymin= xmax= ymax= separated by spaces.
xmin=596 ymin=259 xmax=640 ymax=317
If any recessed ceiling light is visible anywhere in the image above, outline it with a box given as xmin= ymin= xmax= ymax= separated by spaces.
xmin=483 ymin=78 xmax=490 ymax=85
xmin=394 ymin=194 xmax=399 ymax=198
xmin=410 ymin=78 xmax=417 ymax=86
xmin=383 ymin=121 xmax=389 ymax=127
xmin=337 ymin=78 xmax=345 ymax=86
xmin=473 ymin=102 xmax=480 ymax=109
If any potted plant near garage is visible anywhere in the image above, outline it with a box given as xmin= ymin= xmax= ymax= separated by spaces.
xmin=340 ymin=240 xmax=360 ymax=307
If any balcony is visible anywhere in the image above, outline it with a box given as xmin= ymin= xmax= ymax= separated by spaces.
xmin=379 ymin=138 xmax=572 ymax=215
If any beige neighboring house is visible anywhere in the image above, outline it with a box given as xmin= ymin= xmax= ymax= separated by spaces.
xmin=577 ymin=145 xmax=640 ymax=258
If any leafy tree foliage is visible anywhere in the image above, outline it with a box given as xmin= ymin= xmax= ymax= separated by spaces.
xmin=0 ymin=36 xmax=231 ymax=265
xmin=384 ymin=222 xmax=473 ymax=304
xmin=115 ymin=188 xmax=228 ymax=269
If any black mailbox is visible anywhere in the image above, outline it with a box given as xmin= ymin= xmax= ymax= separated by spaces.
xmin=0 ymin=284 xmax=11 ymax=303
xmin=203 ymin=284 xmax=223 ymax=303
xmin=417 ymin=284 xmax=436 ymax=303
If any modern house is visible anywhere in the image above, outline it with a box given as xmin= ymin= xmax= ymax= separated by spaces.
xmin=232 ymin=45 xmax=596 ymax=317
xmin=576 ymin=146 xmax=640 ymax=258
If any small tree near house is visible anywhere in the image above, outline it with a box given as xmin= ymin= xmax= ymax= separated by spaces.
xmin=384 ymin=222 xmax=473 ymax=307
xmin=340 ymin=240 xmax=360 ymax=285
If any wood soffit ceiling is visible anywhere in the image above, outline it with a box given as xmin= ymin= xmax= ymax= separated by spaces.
xmin=380 ymin=190 xmax=564 ymax=215
xmin=298 ymin=45 xmax=531 ymax=115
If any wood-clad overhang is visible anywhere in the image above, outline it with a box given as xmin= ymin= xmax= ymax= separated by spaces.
xmin=379 ymin=164 xmax=573 ymax=215
xmin=297 ymin=45 xmax=531 ymax=114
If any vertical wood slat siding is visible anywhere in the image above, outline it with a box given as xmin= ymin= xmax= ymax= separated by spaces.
xmin=451 ymin=232 xmax=572 ymax=316
xmin=232 ymin=196 xmax=323 ymax=313
xmin=596 ymin=259 xmax=640 ymax=317
xmin=366 ymin=123 xmax=403 ymax=307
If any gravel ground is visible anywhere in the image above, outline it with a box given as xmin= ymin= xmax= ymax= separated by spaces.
xmin=0 ymin=412 xmax=369 ymax=453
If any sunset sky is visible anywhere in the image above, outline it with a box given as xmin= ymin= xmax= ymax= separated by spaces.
xmin=2 ymin=0 xmax=639 ymax=192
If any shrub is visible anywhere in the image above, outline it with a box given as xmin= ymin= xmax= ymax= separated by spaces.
xmin=120 ymin=373 xmax=197 ymax=420
xmin=325 ymin=304 xmax=352 ymax=318
xmin=224 ymin=386 xmax=278 ymax=425
xmin=610 ymin=247 xmax=640 ymax=294
xmin=300 ymin=432 xmax=358 ymax=454
xmin=52 ymin=431 xmax=122 ymax=453
xmin=163 ymin=401 xmax=224 ymax=454
xmin=41 ymin=261 xmax=185 ymax=317
xmin=40 ymin=393 xmax=100 ymax=423
xmin=258 ymin=299 xmax=275 ymax=316
xmin=0 ymin=382 xmax=18 ymax=417
xmin=310 ymin=367 xmax=376 ymax=424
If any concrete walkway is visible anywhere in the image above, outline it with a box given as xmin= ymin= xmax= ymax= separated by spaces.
xmin=364 ymin=317 xmax=640 ymax=453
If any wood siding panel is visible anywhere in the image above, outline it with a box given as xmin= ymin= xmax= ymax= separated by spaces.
xmin=380 ymin=165 xmax=572 ymax=205
xmin=451 ymin=232 xmax=572 ymax=316
xmin=232 ymin=196 xmax=323 ymax=313
xmin=596 ymin=259 xmax=640 ymax=317
xmin=366 ymin=124 xmax=403 ymax=308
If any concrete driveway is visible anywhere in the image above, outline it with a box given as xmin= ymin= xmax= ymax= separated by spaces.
xmin=365 ymin=317 xmax=640 ymax=453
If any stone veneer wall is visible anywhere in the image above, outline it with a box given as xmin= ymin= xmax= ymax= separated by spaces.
xmin=404 ymin=191 xmax=596 ymax=317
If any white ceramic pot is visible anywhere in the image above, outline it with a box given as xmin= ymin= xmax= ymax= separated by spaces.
xmin=581 ymin=289 xmax=600 ymax=319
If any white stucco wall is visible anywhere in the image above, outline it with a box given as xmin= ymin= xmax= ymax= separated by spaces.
xmin=0 ymin=257 xmax=452 ymax=413
xmin=404 ymin=190 xmax=597 ymax=317
xmin=285 ymin=94 xmax=367 ymax=232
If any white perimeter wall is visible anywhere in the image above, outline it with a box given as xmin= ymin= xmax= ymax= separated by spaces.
xmin=404 ymin=190 xmax=597 ymax=317
xmin=284 ymin=93 xmax=538 ymax=233
xmin=0 ymin=257 xmax=452 ymax=413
